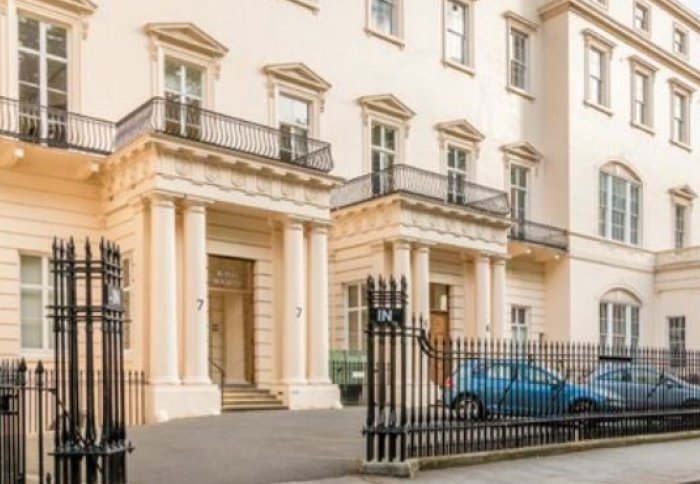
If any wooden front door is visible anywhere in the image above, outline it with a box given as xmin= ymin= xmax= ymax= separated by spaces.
xmin=208 ymin=256 xmax=255 ymax=385
xmin=430 ymin=311 xmax=450 ymax=385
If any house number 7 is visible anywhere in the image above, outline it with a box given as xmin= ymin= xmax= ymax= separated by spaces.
xmin=197 ymin=298 xmax=205 ymax=311
xmin=296 ymin=307 xmax=302 ymax=318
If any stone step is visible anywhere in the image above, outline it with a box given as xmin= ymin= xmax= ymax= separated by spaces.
xmin=222 ymin=404 xmax=288 ymax=412
xmin=219 ymin=385 xmax=286 ymax=411
xmin=222 ymin=394 xmax=280 ymax=403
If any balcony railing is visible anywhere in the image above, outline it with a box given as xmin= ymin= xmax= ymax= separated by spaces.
xmin=330 ymin=164 xmax=510 ymax=217
xmin=0 ymin=96 xmax=115 ymax=155
xmin=509 ymin=218 xmax=568 ymax=251
xmin=115 ymin=97 xmax=333 ymax=172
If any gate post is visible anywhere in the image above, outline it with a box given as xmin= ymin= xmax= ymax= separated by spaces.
xmin=364 ymin=275 xmax=409 ymax=464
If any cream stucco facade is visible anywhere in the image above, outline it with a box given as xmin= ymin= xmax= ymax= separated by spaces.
xmin=2 ymin=0 xmax=700 ymax=422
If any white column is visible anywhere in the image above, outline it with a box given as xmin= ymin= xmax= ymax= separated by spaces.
xmin=182 ymin=200 xmax=210 ymax=384
xmin=412 ymin=245 xmax=430 ymax=322
xmin=283 ymin=219 xmax=306 ymax=384
xmin=474 ymin=254 xmax=491 ymax=339
xmin=308 ymin=224 xmax=330 ymax=384
xmin=393 ymin=240 xmax=412 ymax=325
xmin=491 ymin=257 xmax=508 ymax=340
xmin=149 ymin=194 xmax=180 ymax=384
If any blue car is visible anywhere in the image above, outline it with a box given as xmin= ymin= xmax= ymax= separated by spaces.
xmin=445 ymin=359 xmax=624 ymax=420
xmin=590 ymin=365 xmax=700 ymax=410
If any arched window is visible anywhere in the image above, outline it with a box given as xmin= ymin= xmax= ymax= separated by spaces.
xmin=599 ymin=162 xmax=642 ymax=245
xmin=599 ymin=289 xmax=641 ymax=348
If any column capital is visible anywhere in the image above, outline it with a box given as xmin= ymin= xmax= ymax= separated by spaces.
xmin=492 ymin=256 xmax=508 ymax=267
xmin=284 ymin=217 xmax=306 ymax=231
xmin=182 ymin=196 xmax=214 ymax=210
xmin=146 ymin=191 xmax=179 ymax=207
xmin=391 ymin=238 xmax=413 ymax=251
xmin=308 ymin=220 xmax=332 ymax=235
xmin=475 ymin=253 xmax=491 ymax=263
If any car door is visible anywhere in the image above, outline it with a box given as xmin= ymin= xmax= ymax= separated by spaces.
xmin=518 ymin=364 xmax=560 ymax=416
xmin=474 ymin=362 xmax=517 ymax=416
xmin=594 ymin=368 xmax=636 ymax=410
xmin=630 ymin=368 xmax=665 ymax=410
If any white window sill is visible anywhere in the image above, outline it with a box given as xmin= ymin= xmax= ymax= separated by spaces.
xmin=365 ymin=27 xmax=405 ymax=49
xmin=630 ymin=121 xmax=655 ymax=136
xmin=670 ymin=138 xmax=692 ymax=152
xmin=21 ymin=349 xmax=54 ymax=360
xmin=506 ymin=85 xmax=535 ymax=101
xmin=672 ymin=50 xmax=689 ymax=61
xmin=584 ymin=99 xmax=613 ymax=117
xmin=598 ymin=236 xmax=642 ymax=250
xmin=442 ymin=59 xmax=475 ymax=77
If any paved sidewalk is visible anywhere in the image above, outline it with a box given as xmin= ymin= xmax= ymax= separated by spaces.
xmin=280 ymin=439 xmax=700 ymax=484
xmin=128 ymin=408 xmax=365 ymax=484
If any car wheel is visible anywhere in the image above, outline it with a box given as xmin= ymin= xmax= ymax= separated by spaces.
xmin=569 ymin=400 xmax=596 ymax=414
xmin=454 ymin=394 xmax=482 ymax=421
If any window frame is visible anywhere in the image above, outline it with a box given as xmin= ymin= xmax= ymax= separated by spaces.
xmin=504 ymin=11 xmax=538 ymax=100
xmin=599 ymin=300 xmax=640 ymax=348
xmin=442 ymin=0 xmax=475 ymax=75
xmin=672 ymin=24 xmax=689 ymax=59
xmin=510 ymin=164 xmax=530 ymax=222
xmin=669 ymin=80 xmax=693 ymax=150
xmin=673 ymin=203 xmax=688 ymax=250
xmin=633 ymin=1 xmax=651 ymax=35
xmin=19 ymin=253 xmax=53 ymax=355
xmin=599 ymin=168 xmax=642 ymax=246
xmin=511 ymin=306 xmax=529 ymax=345
xmin=344 ymin=281 xmax=368 ymax=352
xmin=366 ymin=0 xmax=404 ymax=47
xmin=629 ymin=56 xmax=657 ymax=133
xmin=359 ymin=94 xmax=414 ymax=176
xmin=583 ymin=31 xmax=615 ymax=114
xmin=668 ymin=316 xmax=686 ymax=353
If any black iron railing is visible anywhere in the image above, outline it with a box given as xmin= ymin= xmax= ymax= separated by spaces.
xmin=331 ymin=165 xmax=510 ymax=217
xmin=0 ymin=96 xmax=115 ymax=155
xmin=364 ymin=276 xmax=700 ymax=465
xmin=510 ymin=218 xmax=568 ymax=251
xmin=115 ymin=97 xmax=334 ymax=172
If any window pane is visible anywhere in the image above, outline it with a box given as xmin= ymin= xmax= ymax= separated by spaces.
xmin=372 ymin=0 xmax=397 ymax=35
xmin=47 ymin=91 xmax=67 ymax=111
xmin=19 ymin=51 xmax=40 ymax=86
xmin=46 ymin=25 xmax=68 ymax=59
xmin=47 ymin=59 xmax=68 ymax=92
xmin=21 ymin=255 xmax=43 ymax=285
xmin=186 ymin=67 xmax=203 ymax=98
xmin=165 ymin=61 xmax=182 ymax=93
xmin=279 ymin=95 xmax=309 ymax=128
xmin=21 ymin=288 xmax=43 ymax=349
xmin=384 ymin=127 xmax=396 ymax=150
xmin=371 ymin=124 xmax=382 ymax=147
xmin=347 ymin=284 xmax=359 ymax=308
xmin=348 ymin=311 xmax=359 ymax=351
xmin=18 ymin=16 xmax=40 ymax=51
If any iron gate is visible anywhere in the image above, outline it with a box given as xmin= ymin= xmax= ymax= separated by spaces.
xmin=0 ymin=238 xmax=132 ymax=483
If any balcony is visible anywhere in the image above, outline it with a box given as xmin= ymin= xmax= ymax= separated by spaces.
xmin=509 ymin=219 xmax=568 ymax=251
xmin=115 ymin=98 xmax=333 ymax=173
xmin=330 ymin=164 xmax=510 ymax=217
xmin=0 ymin=96 xmax=115 ymax=155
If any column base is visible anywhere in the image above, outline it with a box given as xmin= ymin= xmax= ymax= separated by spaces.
xmin=147 ymin=383 xmax=221 ymax=423
xmin=270 ymin=382 xmax=342 ymax=410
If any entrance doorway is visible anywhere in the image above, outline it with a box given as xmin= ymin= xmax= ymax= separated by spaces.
xmin=429 ymin=283 xmax=450 ymax=385
xmin=208 ymin=256 xmax=255 ymax=385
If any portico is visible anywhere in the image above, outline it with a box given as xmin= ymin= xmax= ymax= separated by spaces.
xmin=103 ymin=107 xmax=342 ymax=421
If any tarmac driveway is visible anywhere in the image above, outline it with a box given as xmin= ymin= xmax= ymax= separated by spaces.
xmin=128 ymin=408 xmax=365 ymax=484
